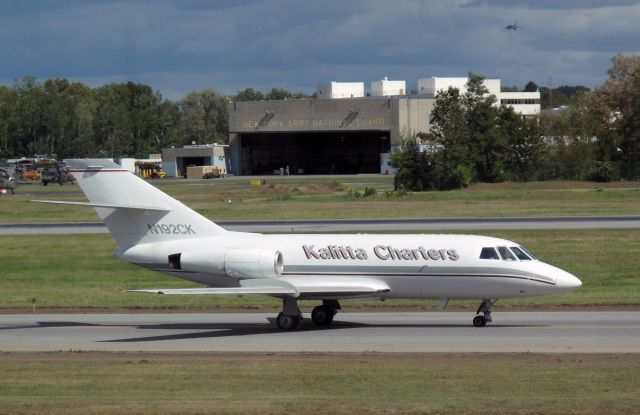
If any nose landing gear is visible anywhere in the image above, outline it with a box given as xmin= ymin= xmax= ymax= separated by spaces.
xmin=473 ymin=299 xmax=493 ymax=327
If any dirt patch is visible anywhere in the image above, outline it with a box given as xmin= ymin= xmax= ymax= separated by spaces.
xmin=1 ymin=351 xmax=638 ymax=364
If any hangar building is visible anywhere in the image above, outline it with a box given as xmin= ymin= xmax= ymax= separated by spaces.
xmin=228 ymin=96 xmax=434 ymax=175
xmin=227 ymin=77 xmax=540 ymax=176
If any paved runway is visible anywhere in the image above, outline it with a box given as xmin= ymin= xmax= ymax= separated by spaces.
xmin=1 ymin=312 xmax=637 ymax=353
xmin=2 ymin=215 xmax=640 ymax=235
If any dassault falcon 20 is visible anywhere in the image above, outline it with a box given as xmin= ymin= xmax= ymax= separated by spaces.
xmin=36 ymin=159 xmax=582 ymax=330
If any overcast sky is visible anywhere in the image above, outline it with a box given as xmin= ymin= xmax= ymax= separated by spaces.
xmin=1 ymin=0 xmax=638 ymax=99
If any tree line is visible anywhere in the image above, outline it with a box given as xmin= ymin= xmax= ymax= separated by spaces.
xmin=2 ymin=54 xmax=639 ymax=185
xmin=0 ymin=78 xmax=307 ymax=159
xmin=392 ymin=54 xmax=640 ymax=190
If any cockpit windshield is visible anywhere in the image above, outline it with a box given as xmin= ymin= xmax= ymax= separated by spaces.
xmin=519 ymin=246 xmax=537 ymax=260
xmin=510 ymin=246 xmax=532 ymax=260
xmin=480 ymin=245 xmax=538 ymax=261
xmin=497 ymin=246 xmax=517 ymax=261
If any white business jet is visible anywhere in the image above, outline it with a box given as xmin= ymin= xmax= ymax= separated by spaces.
xmin=37 ymin=159 xmax=581 ymax=329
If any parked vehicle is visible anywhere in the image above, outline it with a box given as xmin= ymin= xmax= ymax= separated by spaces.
xmin=41 ymin=162 xmax=75 ymax=186
xmin=0 ymin=168 xmax=16 ymax=194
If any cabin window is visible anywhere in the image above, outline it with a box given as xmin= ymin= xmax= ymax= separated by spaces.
xmin=497 ymin=246 xmax=517 ymax=261
xmin=480 ymin=247 xmax=500 ymax=260
xmin=510 ymin=246 xmax=532 ymax=260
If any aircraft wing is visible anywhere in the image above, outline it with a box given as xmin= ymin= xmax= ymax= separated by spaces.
xmin=277 ymin=275 xmax=390 ymax=298
xmin=128 ymin=286 xmax=298 ymax=295
xmin=128 ymin=276 xmax=390 ymax=299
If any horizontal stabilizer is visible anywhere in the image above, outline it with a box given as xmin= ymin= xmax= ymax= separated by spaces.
xmin=32 ymin=200 xmax=171 ymax=211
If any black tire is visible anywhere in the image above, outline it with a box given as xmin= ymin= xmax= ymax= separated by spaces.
xmin=276 ymin=312 xmax=300 ymax=330
xmin=311 ymin=305 xmax=335 ymax=325
xmin=43 ymin=181 xmax=48 ymax=186
xmin=473 ymin=315 xmax=487 ymax=327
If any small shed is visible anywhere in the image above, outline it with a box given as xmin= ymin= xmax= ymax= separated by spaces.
xmin=161 ymin=144 xmax=230 ymax=177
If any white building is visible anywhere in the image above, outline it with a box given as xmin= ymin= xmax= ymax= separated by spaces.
xmin=499 ymin=91 xmax=541 ymax=115
xmin=313 ymin=76 xmax=539 ymax=115
xmin=417 ymin=77 xmax=540 ymax=115
xmin=418 ymin=77 xmax=501 ymax=97
xmin=316 ymin=82 xmax=365 ymax=99
xmin=371 ymin=77 xmax=406 ymax=97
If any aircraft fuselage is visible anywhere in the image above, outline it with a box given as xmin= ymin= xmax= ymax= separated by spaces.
xmin=121 ymin=233 xmax=581 ymax=300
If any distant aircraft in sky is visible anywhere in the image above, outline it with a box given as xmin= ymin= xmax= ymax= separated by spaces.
xmin=505 ymin=21 xmax=521 ymax=31
xmin=37 ymin=159 xmax=581 ymax=330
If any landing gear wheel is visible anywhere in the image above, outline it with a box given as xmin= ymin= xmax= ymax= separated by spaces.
xmin=277 ymin=312 xmax=300 ymax=330
xmin=474 ymin=298 xmax=493 ymax=327
xmin=311 ymin=305 xmax=335 ymax=326
xmin=473 ymin=315 xmax=487 ymax=327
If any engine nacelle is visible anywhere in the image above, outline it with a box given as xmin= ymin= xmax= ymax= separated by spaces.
xmin=170 ymin=248 xmax=283 ymax=279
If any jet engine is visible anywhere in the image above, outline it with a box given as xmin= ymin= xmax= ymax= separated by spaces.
xmin=168 ymin=248 xmax=283 ymax=279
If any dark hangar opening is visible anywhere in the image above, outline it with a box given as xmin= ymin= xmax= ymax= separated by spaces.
xmin=239 ymin=131 xmax=391 ymax=175
xmin=176 ymin=156 xmax=210 ymax=177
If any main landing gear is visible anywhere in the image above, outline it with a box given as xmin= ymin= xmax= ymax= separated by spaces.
xmin=276 ymin=312 xmax=301 ymax=330
xmin=473 ymin=299 xmax=493 ymax=327
xmin=276 ymin=296 xmax=302 ymax=330
xmin=311 ymin=300 xmax=340 ymax=326
xmin=275 ymin=297 xmax=341 ymax=330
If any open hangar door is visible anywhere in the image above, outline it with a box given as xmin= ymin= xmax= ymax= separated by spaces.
xmin=240 ymin=131 xmax=391 ymax=175
xmin=176 ymin=156 xmax=211 ymax=177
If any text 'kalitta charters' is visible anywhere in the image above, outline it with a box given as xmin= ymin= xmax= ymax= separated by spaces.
xmin=303 ymin=245 xmax=459 ymax=261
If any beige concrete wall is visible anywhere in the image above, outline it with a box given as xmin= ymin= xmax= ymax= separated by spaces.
xmin=228 ymin=98 xmax=399 ymax=135
xmin=397 ymin=99 xmax=435 ymax=143
xmin=161 ymin=147 xmax=215 ymax=163
xmin=229 ymin=98 xmax=434 ymax=144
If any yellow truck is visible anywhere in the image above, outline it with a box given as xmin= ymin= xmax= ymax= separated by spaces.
xmin=137 ymin=162 xmax=166 ymax=179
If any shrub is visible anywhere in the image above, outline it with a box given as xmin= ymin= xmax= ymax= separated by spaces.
xmin=384 ymin=189 xmax=408 ymax=199
xmin=439 ymin=164 xmax=473 ymax=190
xmin=588 ymin=161 xmax=620 ymax=182
xmin=362 ymin=186 xmax=377 ymax=197
xmin=344 ymin=186 xmax=377 ymax=199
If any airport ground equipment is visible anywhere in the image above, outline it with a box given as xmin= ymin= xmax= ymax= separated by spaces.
xmin=0 ymin=168 xmax=16 ymax=195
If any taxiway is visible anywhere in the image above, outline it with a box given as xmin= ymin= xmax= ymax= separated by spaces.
xmin=1 ymin=215 xmax=640 ymax=235
xmin=0 ymin=311 xmax=637 ymax=353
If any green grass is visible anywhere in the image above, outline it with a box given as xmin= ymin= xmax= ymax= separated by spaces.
xmin=1 ymin=229 xmax=638 ymax=311
xmin=1 ymin=178 xmax=639 ymax=223
xmin=0 ymin=353 xmax=638 ymax=414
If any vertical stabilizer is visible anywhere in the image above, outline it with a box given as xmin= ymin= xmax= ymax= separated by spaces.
xmin=65 ymin=159 xmax=227 ymax=250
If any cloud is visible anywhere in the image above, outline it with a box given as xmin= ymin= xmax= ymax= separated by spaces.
xmin=0 ymin=0 xmax=638 ymax=98
xmin=461 ymin=0 xmax=640 ymax=10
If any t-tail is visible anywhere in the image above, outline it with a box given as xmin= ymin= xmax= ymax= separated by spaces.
xmin=35 ymin=159 xmax=227 ymax=250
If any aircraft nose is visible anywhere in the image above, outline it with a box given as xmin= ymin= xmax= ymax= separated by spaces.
xmin=556 ymin=269 xmax=582 ymax=290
